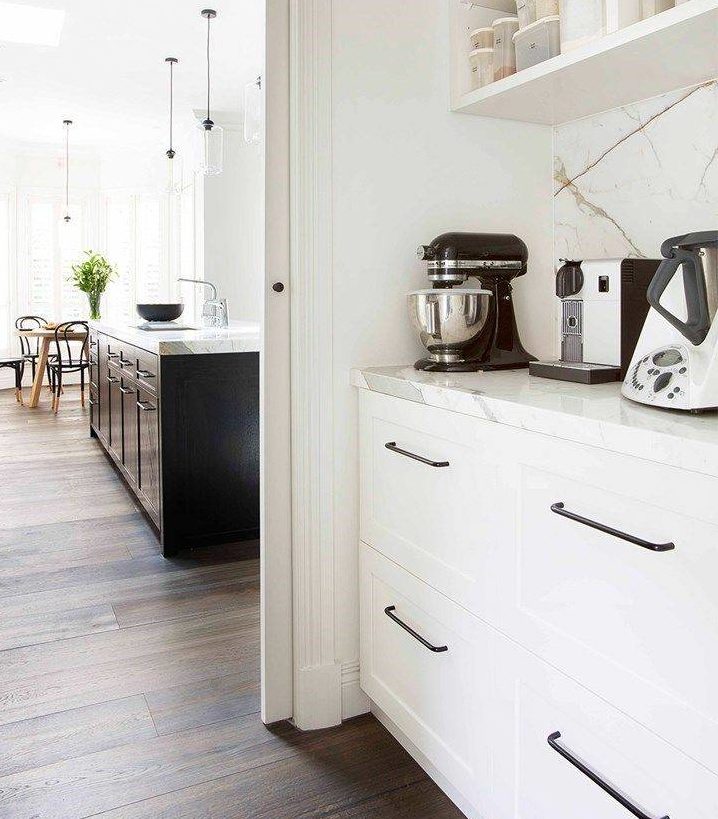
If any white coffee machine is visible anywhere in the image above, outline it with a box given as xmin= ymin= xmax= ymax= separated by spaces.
xmin=622 ymin=231 xmax=718 ymax=412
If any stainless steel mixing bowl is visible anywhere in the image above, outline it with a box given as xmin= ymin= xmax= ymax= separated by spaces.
xmin=408 ymin=288 xmax=492 ymax=364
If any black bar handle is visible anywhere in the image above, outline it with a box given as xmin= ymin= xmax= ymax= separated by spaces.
xmin=550 ymin=503 xmax=675 ymax=552
xmin=119 ymin=386 xmax=135 ymax=395
xmin=136 ymin=369 xmax=155 ymax=378
xmin=384 ymin=606 xmax=448 ymax=653
xmin=547 ymin=732 xmax=669 ymax=819
xmin=137 ymin=400 xmax=157 ymax=412
xmin=106 ymin=375 xmax=119 ymax=384
xmin=385 ymin=441 xmax=449 ymax=468
xmin=107 ymin=352 xmax=120 ymax=359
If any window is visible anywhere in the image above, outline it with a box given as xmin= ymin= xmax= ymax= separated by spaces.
xmin=103 ymin=193 xmax=170 ymax=326
xmin=21 ymin=194 xmax=89 ymax=322
xmin=0 ymin=193 xmax=10 ymax=351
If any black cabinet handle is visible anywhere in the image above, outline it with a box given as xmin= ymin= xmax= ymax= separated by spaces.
xmin=119 ymin=358 xmax=133 ymax=368
xmin=550 ymin=503 xmax=675 ymax=552
xmin=106 ymin=375 xmax=119 ymax=383
xmin=119 ymin=386 xmax=135 ymax=395
xmin=137 ymin=400 xmax=157 ymax=412
xmin=547 ymin=732 xmax=669 ymax=819
xmin=385 ymin=441 xmax=449 ymax=468
xmin=107 ymin=352 xmax=119 ymax=359
xmin=384 ymin=606 xmax=448 ymax=653
xmin=136 ymin=369 xmax=155 ymax=378
xmin=88 ymin=397 xmax=96 ymax=407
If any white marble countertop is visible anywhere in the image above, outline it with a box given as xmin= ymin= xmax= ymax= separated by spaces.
xmin=352 ymin=365 xmax=718 ymax=479
xmin=90 ymin=320 xmax=261 ymax=356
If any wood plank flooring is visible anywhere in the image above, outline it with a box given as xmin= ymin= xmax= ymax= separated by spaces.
xmin=0 ymin=387 xmax=464 ymax=818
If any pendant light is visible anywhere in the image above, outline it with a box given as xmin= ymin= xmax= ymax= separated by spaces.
xmin=62 ymin=119 xmax=72 ymax=222
xmin=164 ymin=56 xmax=181 ymax=193
xmin=197 ymin=8 xmax=223 ymax=175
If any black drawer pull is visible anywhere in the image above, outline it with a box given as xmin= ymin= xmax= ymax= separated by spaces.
xmin=119 ymin=386 xmax=135 ymax=395
xmin=88 ymin=397 xmax=96 ymax=407
xmin=89 ymin=356 xmax=97 ymax=365
xmin=385 ymin=441 xmax=449 ymax=468
xmin=137 ymin=400 xmax=157 ymax=412
xmin=384 ymin=606 xmax=448 ymax=653
xmin=106 ymin=375 xmax=119 ymax=383
xmin=119 ymin=358 xmax=133 ymax=368
xmin=550 ymin=503 xmax=675 ymax=552
xmin=136 ymin=369 xmax=155 ymax=378
xmin=107 ymin=352 xmax=120 ymax=359
xmin=547 ymin=732 xmax=669 ymax=819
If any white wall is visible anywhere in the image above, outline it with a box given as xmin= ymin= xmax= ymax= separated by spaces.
xmin=204 ymin=129 xmax=263 ymax=323
xmin=330 ymin=0 xmax=554 ymax=687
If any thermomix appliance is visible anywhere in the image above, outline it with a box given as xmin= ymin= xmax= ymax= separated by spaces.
xmin=622 ymin=231 xmax=718 ymax=411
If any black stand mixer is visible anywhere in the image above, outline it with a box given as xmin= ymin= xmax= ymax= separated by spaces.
xmin=412 ymin=232 xmax=536 ymax=372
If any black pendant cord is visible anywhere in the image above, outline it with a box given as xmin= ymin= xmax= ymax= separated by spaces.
xmin=201 ymin=10 xmax=216 ymax=129
xmin=165 ymin=57 xmax=178 ymax=159
xmin=63 ymin=119 xmax=72 ymax=223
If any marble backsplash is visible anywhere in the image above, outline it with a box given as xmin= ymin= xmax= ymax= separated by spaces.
xmin=554 ymin=80 xmax=717 ymax=261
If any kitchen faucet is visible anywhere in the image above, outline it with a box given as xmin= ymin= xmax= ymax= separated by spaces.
xmin=177 ymin=278 xmax=229 ymax=328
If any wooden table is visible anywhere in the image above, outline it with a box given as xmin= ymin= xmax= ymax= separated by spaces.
xmin=16 ymin=328 xmax=88 ymax=408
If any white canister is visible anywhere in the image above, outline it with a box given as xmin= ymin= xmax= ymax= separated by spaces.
xmin=515 ymin=0 xmax=560 ymax=28
xmin=640 ymin=0 xmax=675 ymax=15
xmin=492 ymin=17 xmax=520 ymax=80
xmin=468 ymin=48 xmax=494 ymax=90
xmin=470 ymin=26 xmax=494 ymax=50
xmin=513 ymin=16 xmax=561 ymax=71
xmin=560 ymin=0 xmax=606 ymax=52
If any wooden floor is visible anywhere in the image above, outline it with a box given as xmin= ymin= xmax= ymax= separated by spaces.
xmin=0 ymin=387 xmax=464 ymax=819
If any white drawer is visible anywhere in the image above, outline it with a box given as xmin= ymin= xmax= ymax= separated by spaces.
xmin=359 ymin=391 xmax=508 ymax=613
xmin=488 ymin=632 xmax=718 ymax=819
xmin=502 ymin=435 xmax=718 ymax=772
xmin=359 ymin=542 xmax=493 ymax=813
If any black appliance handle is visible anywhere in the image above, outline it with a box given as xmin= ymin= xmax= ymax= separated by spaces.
xmin=384 ymin=606 xmax=448 ymax=653
xmin=136 ymin=400 xmax=157 ymax=412
xmin=547 ymin=732 xmax=669 ymax=819
xmin=136 ymin=369 xmax=155 ymax=378
xmin=647 ymin=231 xmax=718 ymax=346
xmin=385 ymin=441 xmax=449 ymax=468
xmin=550 ymin=503 xmax=675 ymax=552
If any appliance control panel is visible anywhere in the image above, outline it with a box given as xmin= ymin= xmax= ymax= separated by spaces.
xmin=623 ymin=347 xmax=690 ymax=408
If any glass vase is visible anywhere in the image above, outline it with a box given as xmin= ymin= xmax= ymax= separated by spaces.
xmin=88 ymin=293 xmax=101 ymax=321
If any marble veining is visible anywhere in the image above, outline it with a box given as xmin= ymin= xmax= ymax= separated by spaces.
xmin=554 ymin=80 xmax=718 ymax=261
xmin=352 ymin=366 xmax=718 ymax=479
xmin=89 ymin=320 xmax=261 ymax=356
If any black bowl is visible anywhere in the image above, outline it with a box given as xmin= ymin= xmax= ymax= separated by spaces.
xmin=136 ymin=303 xmax=184 ymax=322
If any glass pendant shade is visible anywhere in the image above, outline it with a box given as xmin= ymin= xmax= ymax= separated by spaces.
xmin=166 ymin=153 xmax=183 ymax=195
xmin=196 ymin=119 xmax=223 ymax=176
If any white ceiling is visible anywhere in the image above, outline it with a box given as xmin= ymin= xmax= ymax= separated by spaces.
xmin=0 ymin=0 xmax=263 ymax=150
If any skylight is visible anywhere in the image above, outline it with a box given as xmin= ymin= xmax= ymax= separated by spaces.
xmin=0 ymin=2 xmax=65 ymax=47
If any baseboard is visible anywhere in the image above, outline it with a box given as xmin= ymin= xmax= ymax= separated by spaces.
xmin=294 ymin=662 xmax=343 ymax=730
xmin=371 ymin=703 xmax=483 ymax=819
xmin=341 ymin=661 xmax=370 ymax=720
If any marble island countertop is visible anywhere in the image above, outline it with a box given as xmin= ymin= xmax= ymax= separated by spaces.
xmin=90 ymin=320 xmax=261 ymax=356
xmin=352 ymin=365 xmax=718 ymax=479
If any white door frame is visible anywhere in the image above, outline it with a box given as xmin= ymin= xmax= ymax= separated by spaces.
xmin=262 ymin=0 xmax=341 ymax=730
xmin=261 ymin=0 xmax=293 ymax=724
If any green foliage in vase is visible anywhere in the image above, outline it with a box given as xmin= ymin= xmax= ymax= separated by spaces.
xmin=69 ymin=251 xmax=117 ymax=320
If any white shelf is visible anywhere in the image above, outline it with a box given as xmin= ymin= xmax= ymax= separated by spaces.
xmin=452 ymin=0 xmax=718 ymax=125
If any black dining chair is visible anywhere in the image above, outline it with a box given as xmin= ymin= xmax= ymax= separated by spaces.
xmin=0 ymin=354 xmax=25 ymax=404
xmin=48 ymin=321 xmax=90 ymax=414
xmin=16 ymin=315 xmax=54 ymax=391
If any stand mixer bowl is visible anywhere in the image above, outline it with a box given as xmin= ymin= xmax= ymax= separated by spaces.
xmin=409 ymin=288 xmax=492 ymax=365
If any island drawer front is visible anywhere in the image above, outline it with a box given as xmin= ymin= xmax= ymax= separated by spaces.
xmin=506 ymin=434 xmax=718 ymax=773
xmin=134 ymin=348 xmax=159 ymax=394
xmin=359 ymin=391 xmax=508 ymax=612
xmin=360 ymin=543 xmax=492 ymax=811
xmin=488 ymin=630 xmax=717 ymax=819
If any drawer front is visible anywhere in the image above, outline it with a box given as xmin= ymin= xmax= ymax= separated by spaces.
xmin=137 ymin=385 xmax=160 ymax=523
xmin=360 ymin=391 xmax=508 ymax=611
xmin=503 ymin=434 xmax=718 ymax=772
xmin=489 ymin=632 xmax=717 ymax=819
xmin=360 ymin=543 xmax=492 ymax=811
xmin=135 ymin=348 xmax=159 ymax=394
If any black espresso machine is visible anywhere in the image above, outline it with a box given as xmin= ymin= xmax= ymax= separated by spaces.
xmin=412 ymin=232 xmax=536 ymax=371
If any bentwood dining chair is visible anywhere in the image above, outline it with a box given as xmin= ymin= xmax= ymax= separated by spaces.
xmin=0 ymin=354 xmax=25 ymax=404
xmin=48 ymin=321 xmax=90 ymax=414
xmin=16 ymin=315 xmax=54 ymax=390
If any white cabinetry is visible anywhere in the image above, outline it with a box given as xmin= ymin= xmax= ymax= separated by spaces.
xmin=358 ymin=388 xmax=718 ymax=816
